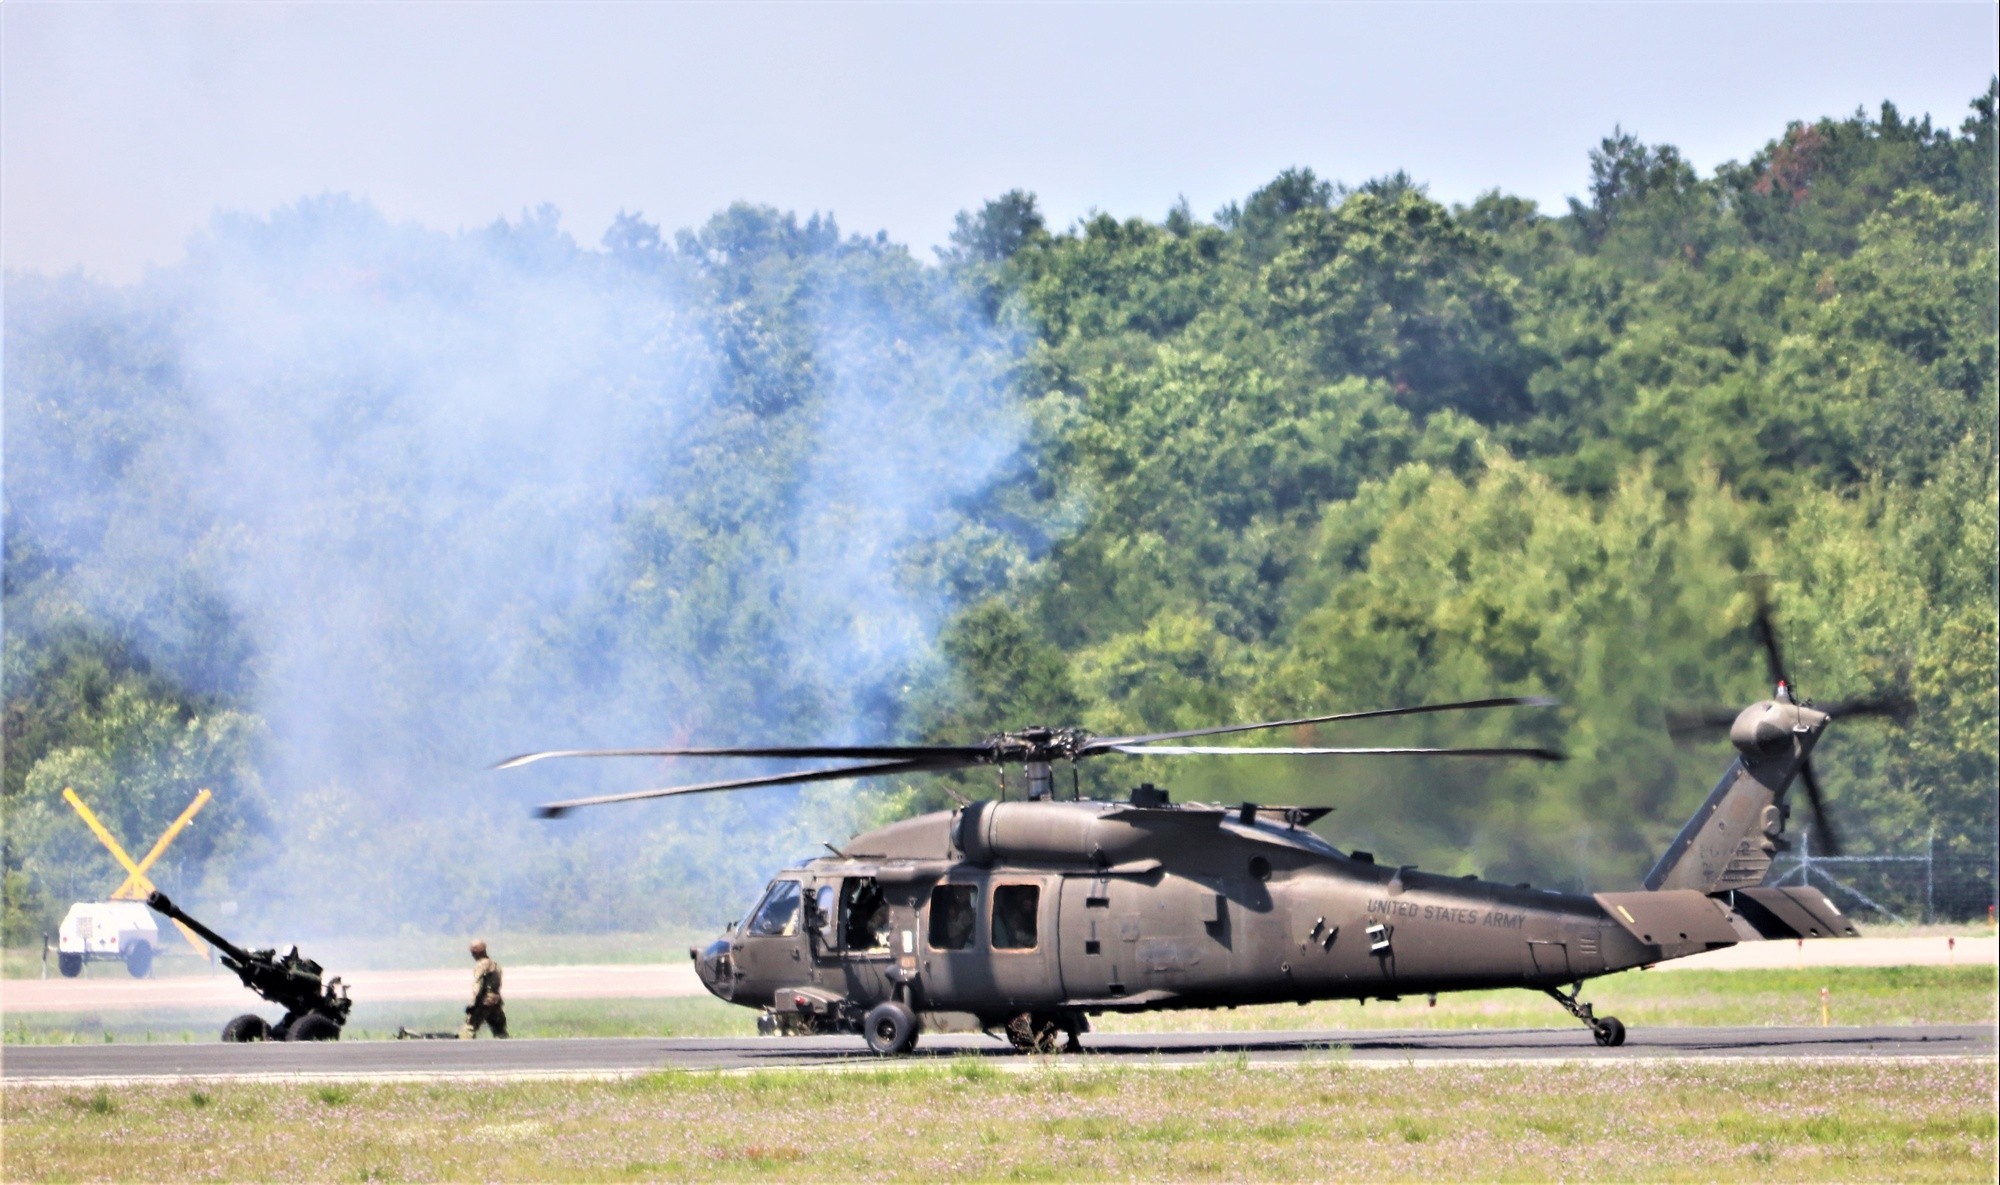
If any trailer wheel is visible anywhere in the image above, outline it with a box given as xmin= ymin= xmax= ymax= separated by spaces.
xmin=57 ymin=952 xmax=83 ymax=978
xmin=286 ymin=1012 xmax=341 ymax=1042
xmin=221 ymin=1014 xmax=270 ymax=1043
xmin=123 ymin=941 xmax=153 ymax=978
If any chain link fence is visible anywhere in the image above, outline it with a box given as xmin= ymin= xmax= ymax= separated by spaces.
xmin=1772 ymin=831 xmax=1999 ymax=924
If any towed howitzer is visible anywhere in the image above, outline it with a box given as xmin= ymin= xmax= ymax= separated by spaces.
xmin=145 ymin=890 xmax=352 ymax=1042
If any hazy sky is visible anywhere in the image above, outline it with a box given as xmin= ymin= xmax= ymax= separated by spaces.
xmin=5 ymin=2 xmax=1995 ymax=283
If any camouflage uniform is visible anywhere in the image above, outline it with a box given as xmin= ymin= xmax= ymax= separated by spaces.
xmin=459 ymin=951 xmax=508 ymax=1038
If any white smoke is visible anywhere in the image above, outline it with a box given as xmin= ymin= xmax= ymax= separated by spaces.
xmin=4 ymin=195 xmax=1028 ymax=934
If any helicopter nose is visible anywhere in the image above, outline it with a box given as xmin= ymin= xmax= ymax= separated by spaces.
xmin=691 ymin=936 xmax=734 ymax=1001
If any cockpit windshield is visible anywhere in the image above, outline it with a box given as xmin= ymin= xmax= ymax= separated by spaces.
xmin=746 ymin=879 xmax=802 ymax=937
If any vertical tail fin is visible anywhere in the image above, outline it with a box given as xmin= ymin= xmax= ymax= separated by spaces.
xmin=1644 ymin=699 xmax=1827 ymax=893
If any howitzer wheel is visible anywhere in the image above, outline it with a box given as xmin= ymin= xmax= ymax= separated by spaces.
xmin=221 ymin=1014 xmax=270 ymax=1043
xmin=285 ymin=1012 xmax=342 ymax=1042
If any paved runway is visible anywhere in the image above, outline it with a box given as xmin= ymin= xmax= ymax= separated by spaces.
xmin=4 ymin=1025 xmax=1990 ymax=1084
xmin=0 ymin=963 xmax=705 ymax=1013
xmin=6 ymin=935 xmax=1990 ymax=1015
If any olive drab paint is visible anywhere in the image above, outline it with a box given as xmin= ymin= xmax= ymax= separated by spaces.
xmin=668 ymin=692 xmax=1861 ymax=1054
xmin=520 ymin=630 xmax=1886 ymax=1055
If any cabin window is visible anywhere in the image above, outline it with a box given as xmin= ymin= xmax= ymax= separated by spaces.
xmin=927 ymin=885 xmax=977 ymax=950
xmin=747 ymin=879 xmax=801 ymax=937
xmin=841 ymin=877 xmax=890 ymax=952
xmin=991 ymin=884 xmax=1040 ymax=950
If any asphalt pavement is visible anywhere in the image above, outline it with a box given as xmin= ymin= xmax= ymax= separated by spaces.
xmin=4 ymin=1024 xmax=1990 ymax=1084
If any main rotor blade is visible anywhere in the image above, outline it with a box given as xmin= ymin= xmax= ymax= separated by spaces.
xmin=496 ymin=743 xmax=991 ymax=771
xmin=1796 ymin=757 xmax=1841 ymax=856
xmin=1107 ymin=744 xmax=1567 ymax=761
xmin=1084 ymin=695 xmax=1557 ymax=753
xmin=534 ymin=756 xmax=969 ymax=818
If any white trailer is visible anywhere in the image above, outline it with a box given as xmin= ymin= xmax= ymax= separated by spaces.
xmin=56 ymin=900 xmax=161 ymax=977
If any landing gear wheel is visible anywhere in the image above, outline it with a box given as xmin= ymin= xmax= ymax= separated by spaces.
xmin=57 ymin=952 xmax=82 ymax=978
xmin=863 ymin=1001 xmax=918 ymax=1055
xmin=285 ymin=1012 xmax=342 ymax=1042
xmin=123 ymin=941 xmax=153 ymax=978
xmin=221 ymin=1014 xmax=270 ymax=1043
xmin=1592 ymin=1017 xmax=1626 ymax=1047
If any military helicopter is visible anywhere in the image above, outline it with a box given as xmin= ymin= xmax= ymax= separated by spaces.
xmin=501 ymin=602 xmax=1897 ymax=1055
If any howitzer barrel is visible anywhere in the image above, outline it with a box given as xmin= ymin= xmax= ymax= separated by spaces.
xmin=144 ymin=891 xmax=252 ymax=964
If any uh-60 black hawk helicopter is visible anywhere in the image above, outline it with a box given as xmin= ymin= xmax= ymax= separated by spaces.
xmin=500 ymin=602 xmax=1902 ymax=1055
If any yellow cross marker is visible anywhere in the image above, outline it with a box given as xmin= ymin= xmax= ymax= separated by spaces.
xmin=62 ymin=787 xmax=212 ymax=957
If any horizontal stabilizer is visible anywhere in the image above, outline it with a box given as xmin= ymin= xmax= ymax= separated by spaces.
xmin=1596 ymin=890 xmax=1740 ymax=959
xmin=1716 ymin=886 xmax=1860 ymax=940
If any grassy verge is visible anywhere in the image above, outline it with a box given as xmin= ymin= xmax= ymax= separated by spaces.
xmin=1093 ymin=966 xmax=2000 ymax=1034
xmin=5 ymin=1059 xmax=1994 ymax=1181
xmin=3 ymin=966 xmax=1990 ymax=1045
xmin=2 ymin=997 xmax=756 ymax=1045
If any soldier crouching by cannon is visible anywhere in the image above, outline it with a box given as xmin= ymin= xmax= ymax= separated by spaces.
xmin=144 ymin=891 xmax=352 ymax=1042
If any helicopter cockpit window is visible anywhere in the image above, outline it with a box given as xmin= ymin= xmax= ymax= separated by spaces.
xmin=840 ymin=877 xmax=890 ymax=952
xmin=991 ymin=884 xmax=1040 ymax=950
xmin=747 ymin=879 xmax=801 ymax=937
xmin=927 ymin=884 xmax=977 ymax=950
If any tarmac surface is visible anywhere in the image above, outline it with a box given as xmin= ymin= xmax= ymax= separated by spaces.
xmin=0 ymin=963 xmax=702 ymax=1013
xmin=4 ymin=934 xmax=1989 ymax=1015
xmin=4 ymin=1024 xmax=1991 ymax=1084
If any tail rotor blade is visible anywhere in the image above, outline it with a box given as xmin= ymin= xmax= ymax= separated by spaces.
xmin=1749 ymin=581 xmax=1790 ymax=690
xmin=1796 ymin=757 xmax=1841 ymax=856
xmin=1820 ymin=690 xmax=1916 ymax=723
xmin=1665 ymin=707 xmax=1740 ymax=737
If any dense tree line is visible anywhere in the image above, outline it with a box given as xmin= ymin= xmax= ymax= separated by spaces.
xmin=905 ymin=86 xmax=1997 ymax=910
xmin=4 ymin=87 xmax=1994 ymax=941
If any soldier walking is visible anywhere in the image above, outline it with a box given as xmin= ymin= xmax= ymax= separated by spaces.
xmin=459 ymin=940 xmax=508 ymax=1038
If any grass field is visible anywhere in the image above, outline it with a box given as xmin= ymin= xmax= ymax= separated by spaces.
xmin=4 ymin=966 xmax=1992 ymax=1044
xmin=7 ymin=921 xmax=1991 ymax=978
xmin=4 ymin=1058 xmax=1993 ymax=1181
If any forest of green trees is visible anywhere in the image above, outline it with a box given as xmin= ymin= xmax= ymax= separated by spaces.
xmin=5 ymin=86 xmax=1994 ymax=941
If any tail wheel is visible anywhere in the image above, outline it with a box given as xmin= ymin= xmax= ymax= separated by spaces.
xmin=285 ymin=1012 xmax=342 ymax=1042
xmin=123 ymin=941 xmax=153 ymax=978
xmin=1593 ymin=1017 xmax=1626 ymax=1047
xmin=221 ymin=1014 xmax=270 ymax=1043
xmin=863 ymin=1001 xmax=918 ymax=1055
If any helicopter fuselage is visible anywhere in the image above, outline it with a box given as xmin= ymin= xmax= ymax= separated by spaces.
xmin=689 ymin=793 xmax=1778 ymax=1037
